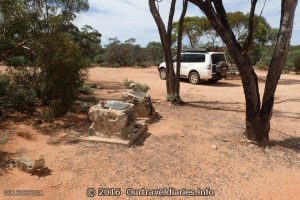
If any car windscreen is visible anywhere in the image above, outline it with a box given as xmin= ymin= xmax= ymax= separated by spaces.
xmin=211 ymin=54 xmax=226 ymax=64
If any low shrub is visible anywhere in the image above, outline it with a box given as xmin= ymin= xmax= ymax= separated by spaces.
xmin=123 ymin=79 xmax=135 ymax=89
xmin=0 ymin=73 xmax=10 ymax=96
xmin=0 ymin=131 xmax=10 ymax=145
xmin=123 ymin=79 xmax=150 ymax=93
xmin=294 ymin=57 xmax=300 ymax=72
xmin=78 ymin=84 xmax=93 ymax=95
xmin=9 ymin=86 xmax=37 ymax=112
xmin=42 ymin=107 xmax=55 ymax=122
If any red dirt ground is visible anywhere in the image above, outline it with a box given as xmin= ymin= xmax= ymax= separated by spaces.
xmin=0 ymin=66 xmax=300 ymax=200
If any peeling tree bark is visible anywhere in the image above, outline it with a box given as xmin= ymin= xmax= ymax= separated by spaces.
xmin=189 ymin=0 xmax=298 ymax=145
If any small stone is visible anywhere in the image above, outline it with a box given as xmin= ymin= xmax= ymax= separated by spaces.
xmin=212 ymin=145 xmax=218 ymax=150
xmin=17 ymin=156 xmax=32 ymax=172
xmin=265 ymin=146 xmax=271 ymax=153
xmin=32 ymin=157 xmax=45 ymax=170
xmin=8 ymin=163 xmax=14 ymax=169
xmin=86 ymin=144 xmax=91 ymax=147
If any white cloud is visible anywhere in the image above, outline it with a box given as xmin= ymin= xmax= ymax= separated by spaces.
xmin=74 ymin=0 xmax=300 ymax=46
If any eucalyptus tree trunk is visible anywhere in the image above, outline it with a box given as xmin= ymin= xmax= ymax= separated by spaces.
xmin=189 ymin=0 xmax=298 ymax=145
xmin=149 ymin=0 xmax=186 ymax=103
xmin=174 ymin=0 xmax=188 ymax=104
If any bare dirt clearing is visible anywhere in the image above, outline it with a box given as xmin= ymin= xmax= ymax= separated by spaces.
xmin=1 ymin=66 xmax=300 ymax=200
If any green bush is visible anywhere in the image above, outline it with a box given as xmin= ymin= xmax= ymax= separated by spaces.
xmin=9 ymin=85 xmax=37 ymax=112
xmin=0 ymin=73 xmax=10 ymax=96
xmin=94 ymin=54 xmax=105 ymax=64
xmin=294 ymin=57 xmax=300 ymax=72
xmin=0 ymin=131 xmax=10 ymax=145
xmin=123 ymin=79 xmax=150 ymax=93
xmin=42 ymin=107 xmax=55 ymax=122
xmin=0 ymin=71 xmax=36 ymax=112
xmin=123 ymin=79 xmax=135 ymax=89
xmin=78 ymin=84 xmax=93 ymax=95
xmin=35 ymin=34 xmax=88 ymax=115
xmin=6 ymin=56 xmax=26 ymax=67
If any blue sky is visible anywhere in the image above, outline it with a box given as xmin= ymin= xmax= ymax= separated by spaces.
xmin=74 ymin=0 xmax=300 ymax=46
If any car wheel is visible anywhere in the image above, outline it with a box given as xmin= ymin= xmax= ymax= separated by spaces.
xmin=159 ymin=68 xmax=167 ymax=80
xmin=189 ymin=71 xmax=200 ymax=84
xmin=208 ymin=79 xmax=218 ymax=83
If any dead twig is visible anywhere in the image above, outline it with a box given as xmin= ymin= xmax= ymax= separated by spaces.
xmin=51 ymin=182 xmax=63 ymax=188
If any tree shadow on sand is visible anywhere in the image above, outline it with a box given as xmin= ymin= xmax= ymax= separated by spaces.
xmin=258 ymin=76 xmax=300 ymax=85
xmin=0 ymin=151 xmax=17 ymax=176
xmin=270 ymin=137 xmax=300 ymax=152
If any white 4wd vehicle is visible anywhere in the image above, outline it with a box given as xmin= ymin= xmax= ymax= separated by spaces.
xmin=158 ymin=50 xmax=229 ymax=84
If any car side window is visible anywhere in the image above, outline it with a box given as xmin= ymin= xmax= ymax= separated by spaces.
xmin=182 ymin=54 xmax=205 ymax=63
xmin=182 ymin=54 xmax=191 ymax=62
xmin=192 ymin=54 xmax=205 ymax=62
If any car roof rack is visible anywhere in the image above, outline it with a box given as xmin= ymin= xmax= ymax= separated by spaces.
xmin=182 ymin=47 xmax=223 ymax=53
xmin=182 ymin=48 xmax=208 ymax=53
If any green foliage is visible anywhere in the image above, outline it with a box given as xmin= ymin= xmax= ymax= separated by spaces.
xmin=123 ymin=79 xmax=150 ymax=93
xmin=102 ymin=39 xmax=163 ymax=66
xmin=0 ymin=71 xmax=37 ymax=112
xmin=145 ymin=42 xmax=164 ymax=65
xmin=35 ymin=34 xmax=88 ymax=115
xmin=71 ymin=25 xmax=102 ymax=64
xmin=0 ymin=0 xmax=94 ymax=117
xmin=123 ymin=79 xmax=135 ymax=88
xmin=172 ymin=12 xmax=277 ymax=67
xmin=287 ymin=49 xmax=300 ymax=71
xmin=78 ymin=84 xmax=93 ymax=95
xmin=9 ymin=86 xmax=37 ymax=112
xmin=166 ymin=93 xmax=176 ymax=102
xmin=0 ymin=73 xmax=10 ymax=96
xmin=42 ymin=107 xmax=55 ymax=122
xmin=94 ymin=54 xmax=105 ymax=64
xmin=0 ymin=131 xmax=10 ymax=145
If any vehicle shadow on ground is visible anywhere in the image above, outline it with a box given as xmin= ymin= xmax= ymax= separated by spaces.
xmin=180 ymin=79 xmax=240 ymax=87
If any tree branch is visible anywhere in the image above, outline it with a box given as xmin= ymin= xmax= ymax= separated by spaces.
xmin=242 ymin=0 xmax=258 ymax=54
xmin=261 ymin=0 xmax=298 ymax=121
xmin=167 ymin=0 xmax=177 ymax=42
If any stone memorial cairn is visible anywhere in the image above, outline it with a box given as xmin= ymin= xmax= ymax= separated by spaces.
xmin=81 ymin=100 xmax=146 ymax=146
xmin=122 ymin=83 xmax=154 ymax=120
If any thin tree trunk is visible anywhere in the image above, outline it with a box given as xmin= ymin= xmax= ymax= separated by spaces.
xmin=149 ymin=0 xmax=180 ymax=101
xmin=174 ymin=0 xmax=188 ymax=104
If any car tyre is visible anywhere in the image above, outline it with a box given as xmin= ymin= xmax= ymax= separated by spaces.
xmin=189 ymin=71 xmax=200 ymax=84
xmin=159 ymin=68 xmax=167 ymax=80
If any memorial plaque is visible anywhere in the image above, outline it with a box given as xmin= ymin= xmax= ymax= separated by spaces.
xmin=105 ymin=100 xmax=131 ymax=110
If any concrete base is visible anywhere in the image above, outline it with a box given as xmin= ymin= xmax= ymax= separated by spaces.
xmin=79 ymin=122 xmax=146 ymax=147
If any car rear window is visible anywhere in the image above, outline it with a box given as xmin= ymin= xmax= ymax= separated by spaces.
xmin=211 ymin=54 xmax=226 ymax=64
xmin=182 ymin=54 xmax=205 ymax=63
